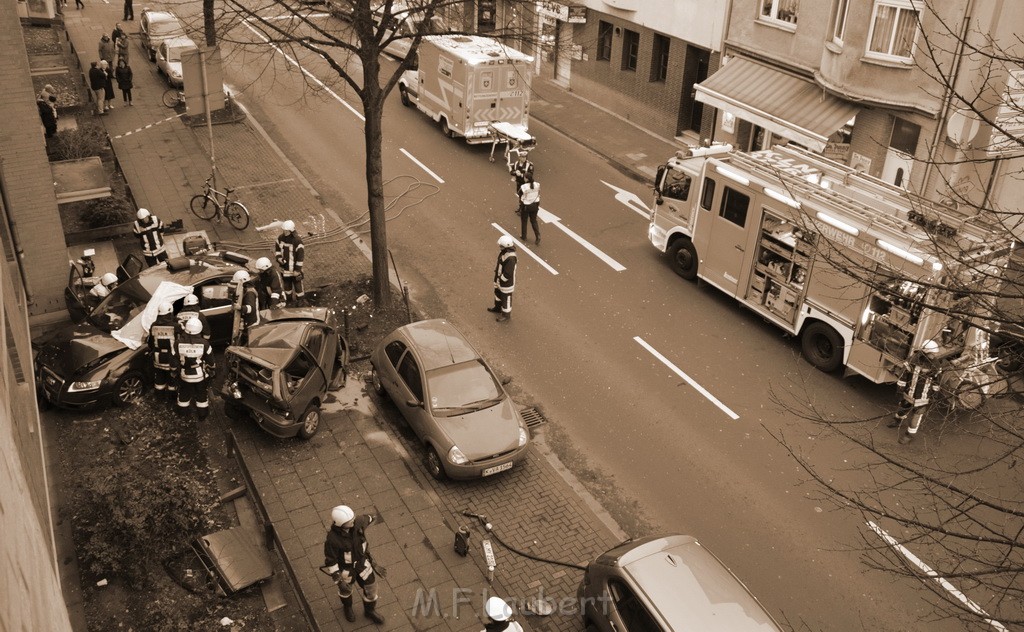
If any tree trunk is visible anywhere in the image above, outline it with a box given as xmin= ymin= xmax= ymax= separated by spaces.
xmin=362 ymin=72 xmax=391 ymax=308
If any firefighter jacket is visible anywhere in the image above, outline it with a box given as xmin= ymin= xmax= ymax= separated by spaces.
xmin=239 ymin=284 xmax=260 ymax=328
xmin=484 ymin=621 xmax=525 ymax=632
xmin=89 ymin=282 xmax=111 ymax=299
xmin=148 ymin=314 xmax=178 ymax=370
xmin=175 ymin=310 xmax=211 ymax=340
xmin=509 ymin=159 xmax=534 ymax=187
xmin=174 ymin=332 xmax=213 ymax=383
xmin=257 ymin=268 xmax=285 ymax=309
xmin=896 ymin=361 xmax=940 ymax=407
xmin=324 ymin=515 xmax=375 ymax=580
xmin=493 ymin=247 xmax=517 ymax=293
xmin=275 ymin=232 xmax=305 ymax=277
xmin=133 ymin=215 xmax=166 ymax=258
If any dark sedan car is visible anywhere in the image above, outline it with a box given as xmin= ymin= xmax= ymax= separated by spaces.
xmin=35 ymin=253 xmax=247 ymax=409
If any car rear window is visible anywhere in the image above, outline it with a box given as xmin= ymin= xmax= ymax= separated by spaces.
xmin=425 ymin=360 xmax=501 ymax=415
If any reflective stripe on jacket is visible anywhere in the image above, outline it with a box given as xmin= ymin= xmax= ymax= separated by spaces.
xmin=133 ymin=216 xmax=166 ymax=256
xmin=275 ymin=233 xmax=305 ymax=275
xmin=493 ymin=248 xmax=517 ymax=293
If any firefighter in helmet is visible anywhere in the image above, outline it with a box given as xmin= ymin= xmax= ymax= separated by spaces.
xmin=133 ymin=208 xmax=168 ymax=267
xmin=148 ymin=302 xmax=178 ymax=398
xmin=482 ymin=597 xmax=524 ymax=632
xmin=323 ymin=505 xmax=386 ymax=625
xmin=175 ymin=293 xmax=211 ymax=340
xmin=174 ymin=317 xmax=214 ymax=419
xmin=232 ymin=270 xmax=260 ymax=345
xmin=275 ymin=220 xmax=305 ymax=305
xmin=889 ymin=339 xmax=943 ymax=444
xmin=254 ymin=256 xmax=286 ymax=310
xmin=87 ymin=272 xmax=119 ymax=309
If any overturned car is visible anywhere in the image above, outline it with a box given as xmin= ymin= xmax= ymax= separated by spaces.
xmin=221 ymin=307 xmax=348 ymax=439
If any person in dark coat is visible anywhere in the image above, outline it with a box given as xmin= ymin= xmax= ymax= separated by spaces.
xmin=37 ymin=97 xmax=57 ymax=137
xmin=88 ymin=61 xmax=106 ymax=114
xmin=115 ymin=58 xmax=133 ymax=105
xmin=123 ymin=0 xmax=133 ymax=20
xmin=98 ymin=34 xmax=115 ymax=66
xmin=100 ymin=60 xmax=115 ymax=111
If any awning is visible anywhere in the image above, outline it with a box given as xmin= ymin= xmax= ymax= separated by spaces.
xmin=695 ymin=57 xmax=859 ymax=152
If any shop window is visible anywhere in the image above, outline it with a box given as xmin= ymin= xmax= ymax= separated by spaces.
xmin=889 ymin=117 xmax=920 ymax=155
xmin=621 ymin=29 xmax=639 ymax=71
xmin=597 ymin=21 xmax=613 ymax=61
xmin=867 ymin=0 xmax=919 ymax=61
xmin=830 ymin=0 xmax=849 ymax=43
xmin=650 ymin=34 xmax=669 ymax=82
xmin=760 ymin=0 xmax=799 ymax=28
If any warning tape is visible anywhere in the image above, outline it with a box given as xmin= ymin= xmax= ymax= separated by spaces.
xmin=110 ymin=112 xmax=186 ymax=139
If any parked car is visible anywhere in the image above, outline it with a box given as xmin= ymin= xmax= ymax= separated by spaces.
xmin=156 ymin=36 xmax=198 ymax=88
xmin=140 ymin=8 xmax=186 ymax=62
xmin=370 ymin=319 xmax=530 ymax=480
xmin=579 ymin=535 xmax=784 ymax=632
xmin=35 ymin=253 xmax=248 ymax=409
xmin=221 ymin=307 xmax=349 ymax=439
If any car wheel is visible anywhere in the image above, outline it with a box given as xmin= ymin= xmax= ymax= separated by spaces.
xmin=370 ymin=366 xmax=386 ymax=397
xmin=113 ymin=371 xmax=145 ymax=406
xmin=425 ymin=446 xmax=447 ymax=480
xmin=399 ymin=84 xmax=411 ymax=107
xmin=801 ymin=322 xmax=844 ymax=373
xmin=667 ymin=238 xmax=698 ymax=280
xmin=223 ymin=399 xmax=247 ymax=421
xmin=297 ymin=404 xmax=321 ymax=439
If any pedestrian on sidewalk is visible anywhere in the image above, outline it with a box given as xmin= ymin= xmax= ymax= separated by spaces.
xmin=123 ymin=0 xmax=133 ymax=20
xmin=482 ymin=597 xmax=524 ymax=632
xmin=115 ymin=31 xmax=130 ymax=66
xmin=323 ymin=506 xmax=386 ymax=625
xmin=88 ymin=61 xmax=106 ymax=115
xmin=75 ymin=0 xmax=84 ymax=10
xmin=111 ymin=22 xmax=126 ymax=45
xmin=37 ymin=94 xmax=57 ymax=138
xmin=99 ymin=34 xmax=115 ymax=67
xmin=133 ymin=208 xmax=166 ymax=265
xmin=100 ymin=60 xmax=115 ymax=111
xmin=487 ymin=235 xmax=517 ymax=322
xmin=116 ymin=58 xmax=134 ymax=106
xmin=518 ymin=172 xmax=541 ymax=245
xmin=254 ymin=257 xmax=286 ymax=309
xmin=274 ymin=220 xmax=306 ymax=305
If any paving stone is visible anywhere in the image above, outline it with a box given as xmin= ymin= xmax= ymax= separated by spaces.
xmin=288 ymin=504 xmax=323 ymax=530
xmin=281 ymin=487 xmax=313 ymax=511
xmin=414 ymin=559 xmax=454 ymax=590
xmin=369 ymin=488 xmax=405 ymax=512
xmin=382 ymin=558 xmax=418 ymax=589
xmin=404 ymin=541 xmax=441 ymax=568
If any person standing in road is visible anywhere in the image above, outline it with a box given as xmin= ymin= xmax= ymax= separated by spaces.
xmin=254 ymin=257 xmax=286 ymax=309
xmin=148 ymin=302 xmax=178 ymax=400
xmin=888 ymin=340 xmax=943 ymax=444
xmin=508 ymin=152 xmax=534 ymax=199
xmin=518 ymin=173 xmax=541 ymax=245
xmin=323 ymin=505 xmax=386 ymax=625
xmin=133 ymin=208 xmax=166 ymax=266
xmin=123 ymin=0 xmax=133 ymax=20
xmin=174 ymin=317 xmax=214 ymax=419
xmin=487 ymin=235 xmax=517 ymax=323
xmin=481 ymin=597 xmax=524 ymax=632
xmin=115 ymin=57 xmax=133 ymax=106
xmin=231 ymin=270 xmax=260 ymax=345
xmin=100 ymin=60 xmax=115 ymax=111
xmin=88 ymin=61 xmax=106 ymax=114
xmin=275 ymin=220 xmax=306 ymax=305
xmin=99 ymin=34 xmax=115 ymax=67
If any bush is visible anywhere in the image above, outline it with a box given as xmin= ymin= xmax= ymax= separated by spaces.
xmin=49 ymin=121 xmax=108 ymax=161
xmin=82 ymin=195 xmax=132 ymax=228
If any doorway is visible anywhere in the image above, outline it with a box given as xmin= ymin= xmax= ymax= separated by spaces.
xmin=678 ymin=45 xmax=711 ymax=136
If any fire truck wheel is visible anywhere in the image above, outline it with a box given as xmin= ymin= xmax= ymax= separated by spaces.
xmin=801 ymin=322 xmax=843 ymax=373
xmin=667 ymin=239 xmax=698 ymax=280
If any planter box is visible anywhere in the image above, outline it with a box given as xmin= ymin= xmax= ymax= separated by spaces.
xmin=65 ymin=222 xmax=134 ymax=246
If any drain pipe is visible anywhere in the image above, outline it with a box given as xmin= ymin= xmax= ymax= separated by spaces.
xmin=0 ymin=158 xmax=33 ymax=302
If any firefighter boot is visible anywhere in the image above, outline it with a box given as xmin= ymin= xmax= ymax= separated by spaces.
xmin=340 ymin=596 xmax=356 ymax=622
xmin=364 ymin=600 xmax=385 ymax=625
xmin=487 ymin=305 xmax=501 ymax=313
xmin=495 ymin=312 xmax=510 ymax=323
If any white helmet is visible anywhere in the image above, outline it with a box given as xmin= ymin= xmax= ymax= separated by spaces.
xmin=184 ymin=318 xmax=203 ymax=335
xmin=183 ymin=293 xmax=199 ymax=307
xmin=255 ymin=257 xmax=273 ymax=272
xmin=331 ymin=505 xmax=355 ymax=526
xmin=921 ymin=339 xmax=940 ymax=354
xmin=136 ymin=208 xmax=151 ymax=220
xmin=281 ymin=220 xmax=296 ymax=233
xmin=232 ymin=270 xmax=251 ymax=284
xmin=484 ymin=597 xmax=511 ymax=622
xmin=157 ymin=302 xmax=173 ymax=315
xmin=497 ymin=235 xmax=515 ymax=249
xmin=100 ymin=272 xmax=118 ymax=287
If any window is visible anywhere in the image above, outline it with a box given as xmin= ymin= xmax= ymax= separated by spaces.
xmin=760 ymin=0 xmax=799 ymax=27
xmin=621 ymin=29 xmax=639 ymax=71
xmin=867 ymin=0 xmax=919 ymax=60
xmin=385 ymin=340 xmax=406 ymax=367
xmin=829 ymin=0 xmax=849 ymax=43
xmin=889 ymin=117 xmax=920 ymax=155
xmin=650 ymin=34 xmax=669 ymax=82
xmin=284 ymin=353 xmax=314 ymax=393
xmin=397 ymin=354 xmax=423 ymax=401
xmin=608 ymin=580 xmax=661 ymax=632
xmin=303 ymin=327 xmax=324 ymax=360
xmin=700 ymin=178 xmax=716 ymax=211
xmin=597 ymin=21 xmax=613 ymax=61
xmin=662 ymin=171 xmax=691 ymax=201
xmin=720 ymin=187 xmax=750 ymax=227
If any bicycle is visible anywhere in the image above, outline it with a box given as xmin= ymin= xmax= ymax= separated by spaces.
xmin=190 ymin=175 xmax=251 ymax=230
xmin=162 ymin=88 xmax=185 ymax=109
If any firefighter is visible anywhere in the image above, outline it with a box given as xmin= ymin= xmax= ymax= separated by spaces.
xmin=175 ymin=293 xmax=211 ymax=340
xmin=254 ymin=257 xmax=285 ymax=310
xmin=888 ymin=340 xmax=943 ymax=444
xmin=487 ymin=235 xmax=517 ymax=322
xmin=174 ymin=317 xmax=214 ymax=419
xmin=148 ymin=302 xmax=178 ymax=399
xmin=232 ymin=270 xmax=260 ymax=345
xmin=275 ymin=220 xmax=305 ymax=305
xmin=323 ymin=505 xmax=386 ymax=625
xmin=133 ymin=208 xmax=168 ymax=267
xmin=482 ymin=597 xmax=524 ymax=632
xmin=87 ymin=272 xmax=119 ymax=308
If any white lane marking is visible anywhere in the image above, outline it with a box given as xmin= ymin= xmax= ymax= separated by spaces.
xmin=633 ymin=336 xmax=739 ymax=420
xmin=537 ymin=207 xmax=626 ymax=272
xmin=491 ymin=224 xmax=558 ymax=276
xmin=242 ymin=20 xmax=365 ymax=122
xmin=867 ymin=521 xmax=1007 ymax=632
xmin=602 ymin=180 xmax=652 ymax=219
xmin=260 ymin=12 xmax=330 ymax=20
xmin=400 ymin=148 xmax=444 ymax=184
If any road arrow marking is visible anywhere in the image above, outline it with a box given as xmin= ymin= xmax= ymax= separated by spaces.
xmin=400 ymin=148 xmax=444 ymax=184
xmin=602 ymin=180 xmax=652 ymax=219
xmin=537 ymin=207 xmax=626 ymax=272
xmin=491 ymin=223 xmax=558 ymax=276
xmin=633 ymin=336 xmax=739 ymax=420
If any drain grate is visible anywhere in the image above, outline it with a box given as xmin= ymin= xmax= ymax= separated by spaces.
xmin=519 ymin=407 xmax=547 ymax=428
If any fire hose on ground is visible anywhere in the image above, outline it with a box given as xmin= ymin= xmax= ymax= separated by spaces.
xmin=460 ymin=510 xmax=588 ymax=572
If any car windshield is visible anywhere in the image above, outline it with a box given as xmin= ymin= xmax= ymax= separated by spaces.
xmin=426 ymin=360 xmax=502 ymax=416
xmin=88 ymin=278 xmax=151 ymax=332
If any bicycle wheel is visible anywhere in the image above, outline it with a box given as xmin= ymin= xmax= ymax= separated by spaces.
xmin=224 ymin=201 xmax=250 ymax=230
xmin=162 ymin=88 xmax=181 ymax=108
xmin=190 ymin=194 xmax=218 ymax=220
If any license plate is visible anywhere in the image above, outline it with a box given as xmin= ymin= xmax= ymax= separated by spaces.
xmin=482 ymin=461 xmax=513 ymax=477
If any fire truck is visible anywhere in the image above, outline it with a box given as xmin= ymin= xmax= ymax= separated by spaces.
xmin=649 ymin=144 xmax=1012 ymax=405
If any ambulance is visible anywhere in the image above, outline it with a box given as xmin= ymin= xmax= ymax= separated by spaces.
xmin=649 ymin=144 xmax=1012 ymax=403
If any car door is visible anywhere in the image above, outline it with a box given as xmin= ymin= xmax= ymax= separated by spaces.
xmin=393 ymin=349 xmax=430 ymax=436
xmin=117 ymin=254 xmax=144 ymax=282
xmin=197 ymin=277 xmax=234 ymax=344
xmin=297 ymin=325 xmax=329 ymax=403
xmin=282 ymin=346 xmax=317 ymax=414
xmin=64 ymin=264 xmax=90 ymax=324
xmin=605 ymin=579 xmax=662 ymax=632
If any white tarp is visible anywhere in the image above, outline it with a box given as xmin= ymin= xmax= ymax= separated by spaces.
xmin=111 ymin=281 xmax=194 ymax=349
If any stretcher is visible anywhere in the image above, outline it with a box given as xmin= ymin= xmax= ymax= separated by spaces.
xmin=488 ymin=122 xmax=537 ymax=163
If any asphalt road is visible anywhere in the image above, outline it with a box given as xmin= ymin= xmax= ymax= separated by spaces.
xmin=214 ymin=16 xmax=973 ymax=632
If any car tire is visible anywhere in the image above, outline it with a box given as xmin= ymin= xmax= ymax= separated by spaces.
xmin=399 ymin=84 xmax=411 ymax=107
xmin=801 ymin=322 xmax=844 ymax=373
xmin=297 ymin=404 xmax=321 ymax=440
xmin=440 ymin=117 xmax=453 ymax=138
xmin=370 ymin=366 xmax=387 ymax=398
xmin=113 ymin=371 xmax=145 ymax=406
xmin=425 ymin=446 xmax=447 ymax=481
xmin=667 ymin=238 xmax=699 ymax=280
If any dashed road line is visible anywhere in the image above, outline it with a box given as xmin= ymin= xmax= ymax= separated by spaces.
xmin=400 ymin=148 xmax=444 ymax=184
xmin=491 ymin=223 xmax=558 ymax=276
xmin=633 ymin=335 xmax=739 ymax=420
xmin=110 ymin=112 xmax=186 ymax=139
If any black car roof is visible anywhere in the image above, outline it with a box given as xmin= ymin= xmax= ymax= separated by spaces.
xmin=134 ymin=255 xmax=244 ymax=294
